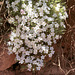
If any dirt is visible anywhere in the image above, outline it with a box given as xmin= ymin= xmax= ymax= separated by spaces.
xmin=0 ymin=0 xmax=75 ymax=75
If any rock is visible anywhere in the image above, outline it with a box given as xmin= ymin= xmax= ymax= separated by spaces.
xmin=15 ymin=70 xmax=32 ymax=75
xmin=0 ymin=43 xmax=16 ymax=71
xmin=0 ymin=70 xmax=15 ymax=75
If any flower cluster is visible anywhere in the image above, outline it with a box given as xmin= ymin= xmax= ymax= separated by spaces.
xmin=6 ymin=0 xmax=68 ymax=71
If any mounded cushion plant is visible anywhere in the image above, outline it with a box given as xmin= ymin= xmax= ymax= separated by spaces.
xmin=6 ymin=0 xmax=68 ymax=71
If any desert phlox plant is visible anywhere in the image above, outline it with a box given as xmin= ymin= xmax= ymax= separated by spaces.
xmin=6 ymin=0 xmax=68 ymax=71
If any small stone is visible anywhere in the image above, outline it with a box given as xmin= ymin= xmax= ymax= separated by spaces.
xmin=0 ymin=42 xmax=16 ymax=71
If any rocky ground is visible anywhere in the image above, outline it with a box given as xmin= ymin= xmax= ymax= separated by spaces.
xmin=0 ymin=0 xmax=75 ymax=75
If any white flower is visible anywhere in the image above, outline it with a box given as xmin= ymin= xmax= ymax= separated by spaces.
xmin=41 ymin=55 xmax=45 ymax=59
xmin=36 ymin=67 xmax=41 ymax=70
xmin=64 ymin=12 xmax=68 ymax=18
xmin=33 ymin=60 xmax=37 ymax=65
xmin=55 ymin=6 xmax=60 ymax=11
xmin=22 ymin=3 xmax=26 ymax=8
xmin=7 ymin=41 xmax=11 ymax=46
xmin=51 ymin=32 xmax=55 ymax=36
xmin=39 ymin=49 xmax=43 ymax=53
xmin=59 ymin=35 xmax=62 ymax=39
xmin=48 ymin=17 xmax=54 ymax=21
xmin=38 ymin=37 xmax=43 ymax=41
xmin=26 ymin=51 xmax=30 ymax=55
xmin=53 ymin=39 xmax=56 ymax=44
xmin=19 ymin=60 xmax=24 ymax=64
xmin=6 ymin=1 xmax=8 ymax=4
xmin=15 ymin=15 xmax=19 ymax=19
xmin=42 ymin=22 xmax=46 ymax=26
xmin=16 ymin=54 xmax=20 ymax=60
xmin=57 ymin=3 xmax=60 ymax=8
xmin=8 ymin=47 xmax=12 ymax=51
xmin=28 ymin=64 xmax=32 ymax=69
xmin=49 ymin=24 xmax=53 ymax=28
xmin=6 ymin=4 xmax=10 ymax=8
xmin=39 ymin=8 xmax=44 ymax=16
xmin=21 ymin=34 xmax=25 ymax=39
xmin=42 ymin=46 xmax=46 ymax=51
xmin=11 ymin=2 xmax=15 ymax=8
xmin=25 ymin=57 xmax=30 ymax=63
xmin=34 ymin=13 xmax=38 ymax=18
xmin=13 ymin=7 xmax=18 ymax=12
xmin=48 ymin=41 xmax=52 ymax=45
xmin=11 ymin=32 xmax=16 ymax=37
xmin=55 ymin=3 xmax=60 ymax=11
xmin=18 ymin=17 xmax=22 ymax=23
xmin=50 ymin=4 xmax=53 ymax=8
xmin=22 ymin=0 xmax=25 ymax=1
xmin=55 ymin=23 xmax=59 ymax=28
xmin=27 ymin=68 xmax=31 ymax=71
xmin=44 ymin=49 xmax=48 ymax=54
xmin=25 ymin=26 xmax=30 ymax=31
xmin=45 ymin=9 xmax=50 ymax=14
xmin=15 ymin=44 xmax=20 ymax=49
xmin=12 ymin=47 xmax=17 ymax=52
xmin=63 ymin=6 xmax=66 ymax=11
xmin=50 ymin=28 xmax=54 ymax=32
xmin=10 ymin=36 xmax=14 ymax=41
xmin=48 ymin=53 xmax=52 ymax=57
xmin=32 ymin=19 xmax=38 ymax=23
xmin=51 ymin=50 xmax=55 ymax=54
xmin=47 ymin=34 xmax=51 ymax=40
xmin=19 ymin=47 xmax=25 ymax=51
xmin=34 ymin=49 xmax=37 ymax=54
xmin=36 ymin=3 xmax=39 ymax=6
xmin=60 ymin=15 xmax=64 ymax=19
xmin=32 ymin=68 xmax=35 ymax=71
xmin=50 ymin=47 xmax=54 ymax=50
xmin=43 ymin=16 xmax=48 ymax=19
xmin=31 ymin=56 xmax=35 ymax=60
xmin=55 ymin=35 xmax=59 ymax=39
xmin=41 ymin=33 xmax=45 ymax=38
xmin=53 ymin=13 xmax=57 ymax=17
xmin=8 ymin=17 xmax=15 ymax=24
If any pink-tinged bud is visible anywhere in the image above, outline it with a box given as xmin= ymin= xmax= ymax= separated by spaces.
xmin=20 ymin=9 xmax=25 ymax=14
